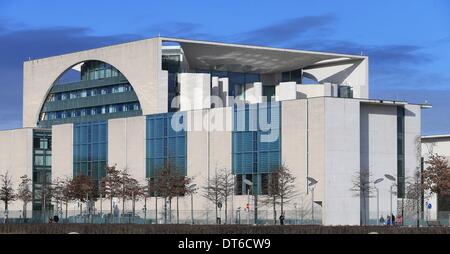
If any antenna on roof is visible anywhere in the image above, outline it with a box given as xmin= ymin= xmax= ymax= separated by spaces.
xmin=360 ymin=51 xmax=364 ymax=56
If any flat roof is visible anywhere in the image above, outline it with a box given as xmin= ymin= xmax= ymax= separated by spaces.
xmin=422 ymin=134 xmax=450 ymax=140
xmin=161 ymin=37 xmax=366 ymax=74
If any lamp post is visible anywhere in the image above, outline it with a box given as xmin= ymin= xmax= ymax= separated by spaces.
xmin=307 ymin=177 xmax=318 ymax=224
xmin=189 ymin=184 xmax=197 ymax=225
xmin=385 ymin=174 xmax=396 ymax=218
xmin=294 ymin=203 xmax=298 ymax=225
xmin=244 ymin=179 xmax=256 ymax=225
xmin=374 ymin=178 xmax=384 ymax=225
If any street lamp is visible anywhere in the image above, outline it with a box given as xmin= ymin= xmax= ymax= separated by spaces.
xmin=374 ymin=178 xmax=384 ymax=225
xmin=294 ymin=203 xmax=298 ymax=225
xmin=188 ymin=184 xmax=198 ymax=225
xmin=243 ymin=179 xmax=256 ymax=225
xmin=307 ymin=177 xmax=318 ymax=224
xmin=385 ymin=174 xmax=396 ymax=218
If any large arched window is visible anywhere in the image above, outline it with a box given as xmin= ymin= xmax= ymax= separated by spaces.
xmin=38 ymin=60 xmax=142 ymax=128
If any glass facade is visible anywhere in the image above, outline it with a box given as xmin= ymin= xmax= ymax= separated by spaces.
xmin=232 ymin=102 xmax=281 ymax=195
xmin=162 ymin=54 xmax=182 ymax=112
xmin=146 ymin=112 xmax=187 ymax=179
xmin=282 ymin=69 xmax=302 ymax=83
xmin=196 ymin=70 xmax=261 ymax=98
xmin=38 ymin=60 xmax=142 ymax=128
xmin=81 ymin=61 xmax=121 ymax=81
xmin=73 ymin=121 xmax=108 ymax=184
xmin=47 ymin=83 xmax=134 ymax=102
xmin=397 ymin=106 xmax=405 ymax=198
xmin=43 ymin=102 xmax=140 ymax=121
xmin=32 ymin=130 xmax=52 ymax=213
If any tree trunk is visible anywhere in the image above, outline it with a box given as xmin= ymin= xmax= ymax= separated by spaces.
xmin=225 ymin=197 xmax=228 ymax=224
xmin=273 ymin=196 xmax=277 ymax=225
xmin=23 ymin=202 xmax=27 ymax=220
xmin=65 ymin=202 xmax=68 ymax=221
xmin=132 ymin=198 xmax=136 ymax=219
xmin=155 ymin=197 xmax=158 ymax=225
xmin=176 ymin=196 xmax=179 ymax=224
xmin=122 ymin=197 xmax=125 ymax=218
xmin=80 ymin=203 xmax=83 ymax=216
xmin=164 ymin=197 xmax=167 ymax=224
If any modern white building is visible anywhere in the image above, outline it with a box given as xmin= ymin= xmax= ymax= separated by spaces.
xmin=0 ymin=37 xmax=428 ymax=225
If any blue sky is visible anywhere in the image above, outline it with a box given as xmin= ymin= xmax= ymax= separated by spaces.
xmin=0 ymin=0 xmax=449 ymax=134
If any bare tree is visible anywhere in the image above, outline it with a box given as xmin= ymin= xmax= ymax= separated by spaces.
xmin=0 ymin=171 xmax=16 ymax=222
xmin=203 ymin=169 xmax=224 ymax=224
xmin=423 ymin=153 xmax=450 ymax=196
xmin=120 ymin=172 xmax=144 ymax=221
xmin=17 ymin=175 xmax=32 ymax=221
xmin=261 ymin=172 xmax=281 ymax=225
xmin=172 ymin=176 xmax=193 ymax=224
xmin=218 ymin=169 xmax=234 ymax=224
xmin=186 ymin=180 xmax=199 ymax=224
xmin=422 ymin=153 xmax=450 ymax=216
xmin=101 ymin=165 xmax=121 ymax=218
xmin=53 ymin=177 xmax=72 ymax=220
xmin=351 ymin=170 xmax=374 ymax=225
xmin=275 ymin=165 xmax=297 ymax=216
xmin=69 ymin=175 xmax=95 ymax=216
xmin=153 ymin=162 xmax=184 ymax=224
xmin=405 ymin=171 xmax=425 ymax=227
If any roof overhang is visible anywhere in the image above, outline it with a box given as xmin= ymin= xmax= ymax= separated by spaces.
xmin=161 ymin=37 xmax=366 ymax=74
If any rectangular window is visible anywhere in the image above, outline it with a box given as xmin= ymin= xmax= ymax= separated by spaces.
xmin=397 ymin=106 xmax=405 ymax=198
xmin=73 ymin=121 xmax=108 ymax=183
xmin=146 ymin=112 xmax=187 ymax=179
xmin=232 ymin=102 xmax=281 ymax=195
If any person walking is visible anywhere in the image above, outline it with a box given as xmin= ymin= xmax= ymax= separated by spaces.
xmin=391 ymin=214 xmax=396 ymax=226
xmin=279 ymin=213 xmax=285 ymax=225
xmin=379 ymin=215 xmax=385 ymax=225
xmin=386 ymin=215 xmax=391 ymax=226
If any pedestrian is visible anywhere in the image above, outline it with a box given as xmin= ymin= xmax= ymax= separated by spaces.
xmin=279 ymin=213 xmax=285 ymax=225
xmin=386 ymin=215 xmax=391 ymax=226
xmin=391 ymin=214 xmax=396 ymax=226
xmin=379 ymin=215 xmax=385 ymax=225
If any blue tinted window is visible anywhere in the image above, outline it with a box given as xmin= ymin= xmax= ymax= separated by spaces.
xmin=146 ymin=112 xmax=187 ymax=178
xmin=232 ymin=102 xmax=281 ymax=194
xmin=73 ymin=121 xmax=108 ymax=183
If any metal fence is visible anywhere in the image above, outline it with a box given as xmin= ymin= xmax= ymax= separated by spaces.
xmin=0 ymin=209 xmax=322 ymax=225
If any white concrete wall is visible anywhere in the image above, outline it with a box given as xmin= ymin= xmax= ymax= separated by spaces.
xmin=108 ymin=116 xmax=146 ymax=183
xmin=307 ymin=98 xmax=326 ymax=211
xmin=179 ymin=73 xmax=211 ymax=111
xmin=303 ymin=58 xmax=369 ymax=99
xmin=296 ymin=84 xmax=333 ymax=99
xmin=0 ymin=128 xmax=33 ymax=211
xmin=275 ymin=82 xmax=297 ymax=101
xmin=323 ymin=98 xmax=361 ymax=225
xmin=23 ymin=38 xmax=166 ymax=128
xmin=281 ymin=100 xmax=310 ymax=217
xmin=360 ymin=103 xmax=398 ymax=221
xmin=52 ymin=124 xmax=73 ymax=181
